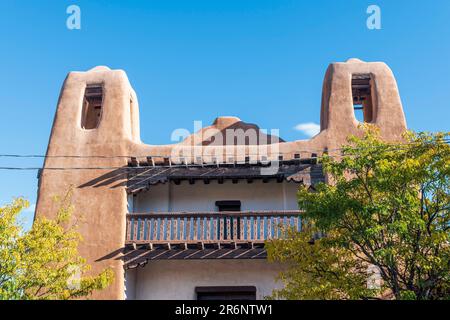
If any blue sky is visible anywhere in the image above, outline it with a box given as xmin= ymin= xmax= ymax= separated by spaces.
xmin=0 ymin=0 xmax=449 ymax=228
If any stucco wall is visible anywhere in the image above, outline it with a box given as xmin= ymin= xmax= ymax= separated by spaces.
xmin=132 ymin=180 xmax=300 ymax=212
xmin=126 ymin=260 xmax=285 ymax=300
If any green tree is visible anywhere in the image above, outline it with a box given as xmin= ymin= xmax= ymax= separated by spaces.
xmin=267 ymin=125 xmax=450 ymax=300
xmin=0 ymin=190 xmax=113 ymax=300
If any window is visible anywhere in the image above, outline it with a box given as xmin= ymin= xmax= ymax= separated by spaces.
xmin=215 ymin=200 xmax=241 ymax=212
xmin=196 ymin=286 xmax=256 ymax=300
xmin=351 ymin=74 xmax=374 ymax=123
xmin=81 ymin=84 xmax=103 ymax=129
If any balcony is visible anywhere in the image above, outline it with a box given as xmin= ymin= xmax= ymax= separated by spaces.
xmin=124 ymin=211 xmax=302 ymax=267
xmin=126 ymin=210 xmax=302 ymax=246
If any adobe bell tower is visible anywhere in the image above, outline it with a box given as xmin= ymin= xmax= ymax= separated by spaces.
xmin=35 ymin=66 xmax=140 ymax=300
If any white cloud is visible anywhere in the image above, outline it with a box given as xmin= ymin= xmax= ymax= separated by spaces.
xmin=294 ymin=122 xmax=320 ymax=137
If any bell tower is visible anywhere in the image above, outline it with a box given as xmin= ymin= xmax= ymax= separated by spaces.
xmin=319 ymin=58 xmax=407 ymax=150
xmin=35 ymin=66 xmax=139 ymax=300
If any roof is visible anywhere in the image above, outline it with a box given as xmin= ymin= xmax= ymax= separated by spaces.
xmin=126 ymin=159 xmax=324 ymax=194
xmin=179 ymin=116 xmax=285 ymax=146
xmin=123 ymin=242 xmax=268 ymax=269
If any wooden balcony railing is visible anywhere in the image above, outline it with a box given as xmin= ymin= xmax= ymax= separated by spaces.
xmin=126 ymin=211 xmax=302 ymax=244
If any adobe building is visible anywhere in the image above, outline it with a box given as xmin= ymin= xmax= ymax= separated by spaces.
xmin=35 ymin=58 xmax=407 ymax=299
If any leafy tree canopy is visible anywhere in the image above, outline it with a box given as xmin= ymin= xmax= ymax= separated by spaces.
xmin=0 ymin=191 xmax=113 ymax=300
xmin=267 ymin=125 xmax=450 ymax=300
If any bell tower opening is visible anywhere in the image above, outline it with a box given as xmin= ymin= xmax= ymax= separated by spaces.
xmin=81 ymin=84 xmax=103 ymax=129
xmin=352 ymin=74 xmax=374 ymax=123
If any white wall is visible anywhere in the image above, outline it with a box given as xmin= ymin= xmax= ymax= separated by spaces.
xmin=127 ymin=180 xmax=295 ymax=300
xmin=132 ymin=180 xmax=300 ymax=212
xmin=124 ymin=267 xmax=136 ymax=300
xmin=127 ymin=260 xmax=285 ymax=300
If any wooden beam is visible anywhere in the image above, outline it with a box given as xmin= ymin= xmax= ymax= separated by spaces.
xmin=126 ymin=210 xmax=303 ymax=219
xmin=130 ymin=157 xmax=138 ymax=167
xmin=197 ymin=242 xmax=205 ymax=250
xmin=163 ymin=157 xmax=170 ymax=166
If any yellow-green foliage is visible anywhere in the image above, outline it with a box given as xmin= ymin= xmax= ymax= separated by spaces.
xmin=267 ymin=125 xmax=450 ymax=300
xmin=0 ymin=190 xmax=113 ymax=300
xmin=267 ymin=225 xmax=376 ymax=300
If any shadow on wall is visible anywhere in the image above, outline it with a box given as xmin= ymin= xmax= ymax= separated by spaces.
xmin=78 ymin=168 xmax=128 ymax=189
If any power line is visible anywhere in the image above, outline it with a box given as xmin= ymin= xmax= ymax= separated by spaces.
xmin=0 ymin=139 xmax=448 ymax=171
xmin=0 ymin=138 xmax=448 ymax=160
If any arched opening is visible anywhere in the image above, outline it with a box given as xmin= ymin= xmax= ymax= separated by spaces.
xmin=352 ymin=74 xmax=374 ymax=123
xmin=81 ymin=84 xmax=103 ymax=129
